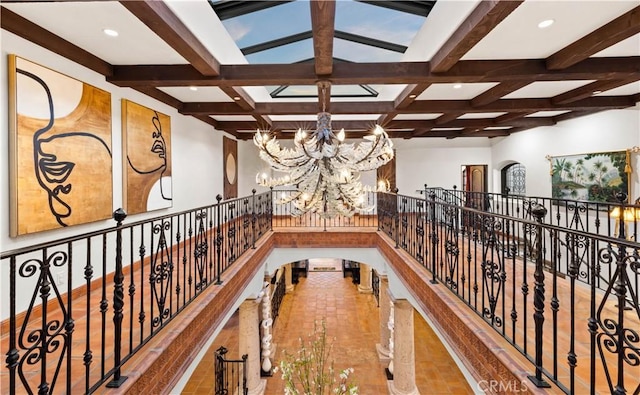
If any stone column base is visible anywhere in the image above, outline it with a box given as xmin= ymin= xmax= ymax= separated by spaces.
xmin=358 ymin=284 xmax=373 ymax=293
xmin=388 ymin=381 xmax=420 ymax=395
xmin=285 ymin=284 xmax=295 ymax=293
xmin=376 ymin=343 xmax=390 ymax=361
xmin=247 ymin=379 xmax=267 ymax=395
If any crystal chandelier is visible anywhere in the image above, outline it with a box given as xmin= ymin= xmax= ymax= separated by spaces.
xmin=254 ymin=110 xmax=394 ymax=218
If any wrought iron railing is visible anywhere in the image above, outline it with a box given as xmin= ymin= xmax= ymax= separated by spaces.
xmin=271 ymin=270 xmax=286 ymax=324
xmin=379 ymin=190 xmax=640 ymax=394
xmin=372 ymin=269 xmax=380 ymax=307
xmin=271 ymin=189 xmax=378 ymax=229
xmin=4 ymin=186 xmax=639 ymax=394
xmin=214 ymin=346 xmax=247 ymax=395
xmin=419 ymin=185 xmax=637 ymax=240
xmin=1 ymin=191 xmax=271 ymax=394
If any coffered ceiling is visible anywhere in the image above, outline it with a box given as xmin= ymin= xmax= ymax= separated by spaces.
xmin=2 ymin=0 xmax=639 ymax=140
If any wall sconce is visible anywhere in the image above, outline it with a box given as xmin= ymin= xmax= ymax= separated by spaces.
xmin=377 ymin=179 xmax=391 ymax=192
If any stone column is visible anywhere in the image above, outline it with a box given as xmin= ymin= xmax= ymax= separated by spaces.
xmin=357 ymin=263 xmax=373 ymax=293
xmin=376 ymin=274 xmax=391 ymax=360
xmin=284 ymin=263 xmax=294 ymax=293
xmin=239 ymin=299 xmax=266 ymax=395
xmin=388 ymin=299 xmax=418 ymax=395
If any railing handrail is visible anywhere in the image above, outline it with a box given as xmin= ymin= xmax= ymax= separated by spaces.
xmin=0 ymin=191 xmax=272 ymax=259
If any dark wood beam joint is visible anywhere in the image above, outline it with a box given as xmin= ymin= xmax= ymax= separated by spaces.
xmin=311 ymin=0 xmax=336 ymax=76
xmin=0 ymin=6 xmax=113 ymax=76
xmin=430 ymin=0 xmax=524 ymax=73
xmin=546 ymin=6 xmax=640 ymax=70
xmin=120 ymin=0 xmax=220 ymax=76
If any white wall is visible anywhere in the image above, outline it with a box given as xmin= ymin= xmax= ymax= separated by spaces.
xmin=393 ymin=137 xmax=493 ymax=196
xmin=238 ymin=140 xmax=270 ymax=197
xmin=0 ymin=30 xmax=230 ymax=252
xmin=491 ymin=109 xmax=640 ymax=198
xmin=0 ymin=30 xmax=231 ymax=318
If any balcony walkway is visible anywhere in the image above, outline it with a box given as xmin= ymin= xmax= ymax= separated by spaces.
xmin=178 ymin=258 xmax=474 ymax=394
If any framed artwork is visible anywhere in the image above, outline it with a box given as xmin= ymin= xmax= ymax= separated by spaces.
xmin=122 ymin=100 xmax=172 ymax=215
xmin=8 ymin=55 xmax=113 ymax=236
xmin=223 ymin=136 xmax=238 ymax=200
xmin=550 ymin=150 xmax=629 ymax=203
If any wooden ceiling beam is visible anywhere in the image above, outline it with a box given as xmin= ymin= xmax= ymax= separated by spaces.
xmin=108 ymin=57 xmax=640 ymax=87
xmin=120 ymin=0 xmax=220 ymax=76
xmin=0 ymin=6 xmax=113 ymax=76
xmin=214 ymin=116 xmax=558 ymax=133
xmin=318 ymin=81 xmax=332 ymax=112
xmin=551 ymin=77 xmax=640 ymax=105
xmin=404 ymin=96 xmax=635 ymax=114
xmin=546 ymin=6 xmax=640 ymax=70
xmin=310 ymin=0 xmax=336 ymax=76
xmin=470 ymin=80 xmax=532 ymax=107
xmin=132 ymin=86 xmax=184 ymax=110
xmin=494 ymin=111 xmax=536 ymax=123
xmin=181 ymin=95 xmax=636 ymax=116
xmin=430 ymin=0 xmax=524 ymax=73
xmin=552 ymin=109 xmax=607 ymax=124
xmin=435 ymin=112 xmax=463 ymax=125
xmin=377 ymin=83 xmax=433 ymax=126
xmin=219 ymin=86 xmax=255 ymax=111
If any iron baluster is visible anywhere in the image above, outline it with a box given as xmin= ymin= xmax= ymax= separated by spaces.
xmin=252 ymin=189 xmax=257 ymax=249
xmin=215 ymin=195 xmax=223 ymax=285
xmin=429 ymin=191 xmax=438 ymax=284
xmin=106 ymin=208 xmax=128 ymax=388
xmin=527 ymin=204 xmax=551 ymax=388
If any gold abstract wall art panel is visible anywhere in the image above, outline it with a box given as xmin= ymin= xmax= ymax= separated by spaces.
xmin=122 ymin=99 xmax=172 ymax=215
xmin=8 ymin=55 xmax=113 ymax=236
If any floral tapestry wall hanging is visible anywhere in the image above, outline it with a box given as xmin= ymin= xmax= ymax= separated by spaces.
xmin=550 ymin=150 xmax=629 ymax=203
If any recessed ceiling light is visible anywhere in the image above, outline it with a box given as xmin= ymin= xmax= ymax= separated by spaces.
xmin=453 ymin=84 xmax=462 ymax=89
xmin=103 ymin=28 xmax=119 ymax=37
xmin=593 ymin=90 xmax=602 ymax=95
xmin=538 ymin=19 xmax=554 ymax=29
xmin=233 ymin=96 xmax=241 ymax=101
xmin=189 ymin=86 xmax=198 ymax=91
xmin=409 ymin=94 xmax=417 ymax=99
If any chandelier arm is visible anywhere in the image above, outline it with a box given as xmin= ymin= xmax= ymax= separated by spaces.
xmin=355 ymin=135 xmax=385 ymax=165
xmin=260 ymin=144 xmax=310 ymax=168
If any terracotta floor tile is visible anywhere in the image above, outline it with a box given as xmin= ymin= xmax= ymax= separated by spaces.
xmin=179 ymin=258 xmax=473 ymax=394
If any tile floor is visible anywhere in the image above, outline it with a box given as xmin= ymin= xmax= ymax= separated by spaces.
xmin=179 ymin=258 xmax=474 ymax=395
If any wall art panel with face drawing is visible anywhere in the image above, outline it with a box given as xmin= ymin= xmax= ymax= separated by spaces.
xmin=8 ymin=55 xmax=113 ymax=237
xmin=122 ymin=99 xmax=172 ymax=215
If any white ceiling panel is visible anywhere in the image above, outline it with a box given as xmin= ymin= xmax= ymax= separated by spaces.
xmin=418 ymin=83 xmax=499 ymax=100
xmin=458 ymin=112 xmax=507 ymax=119
xmin=158 ymin=87 xmax=233 ymax=102
xmin=503 ymin=81 xmax=596 ymax=99
xmin=594 ymin=33 xmax=640 ymax=57
xmin=463 ymin=1 xmax=640 ymax=60
xmin=212 ymin=115 xmax=256 ymax=122
xmin=596 ymin=81 xmax=640 ymax=96
xmin=526 ymin=110 xmax=571 ymax=117
xmin=393 ymin=114 xmax=442 ymax=120
xmin=4 ymin=2 xmax=187 ymax=65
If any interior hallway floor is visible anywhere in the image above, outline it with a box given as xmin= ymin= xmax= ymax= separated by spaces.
xmin=179 ymin=258 xmax=475 ymax=394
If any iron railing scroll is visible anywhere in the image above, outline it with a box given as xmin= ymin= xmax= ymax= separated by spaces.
xmin=1 ymin=192 xmax=272 ymax=394
xmin=271 ymin=270 xmax=286 ymax=323
xmin=377 ymin=189 xmax=640 ymax=394
xmin=214 ymin=346 xmax=248 ymax=395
